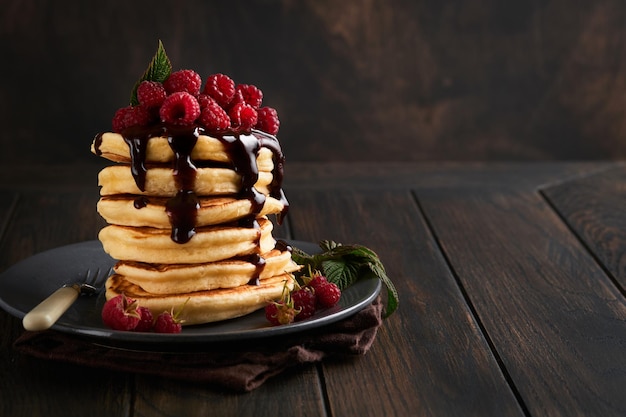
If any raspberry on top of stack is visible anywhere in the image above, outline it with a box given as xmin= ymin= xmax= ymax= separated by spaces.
xmin=91 ymin=41 xmax=300 ymax=328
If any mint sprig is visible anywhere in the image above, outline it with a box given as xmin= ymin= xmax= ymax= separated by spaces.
xmin=129 ymin=40 xmax=172 ymax=106
xmin=291 ymin=240 xmax=398 ymax=318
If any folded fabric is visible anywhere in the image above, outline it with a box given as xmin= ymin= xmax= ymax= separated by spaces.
xmin=13 ymin=296 xmax=383 ymax=392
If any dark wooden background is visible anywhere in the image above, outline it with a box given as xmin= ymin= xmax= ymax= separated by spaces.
xmin=1 ymin=0 xmax=625 ymax=166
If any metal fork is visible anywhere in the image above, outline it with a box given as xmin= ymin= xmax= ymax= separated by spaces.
xmin=22 ymin=267 xmax=112 ymax=331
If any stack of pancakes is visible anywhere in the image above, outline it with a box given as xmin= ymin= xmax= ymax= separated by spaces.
xmin=91 ymin=128 xmax=299 ymax=325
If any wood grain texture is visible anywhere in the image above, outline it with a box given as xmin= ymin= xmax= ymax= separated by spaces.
xmin=418 ymin=186 xmax=626 ymax=417
xmin=133 ymin=365 xmax=325 ymax=417
xmin=285 ymin=188 xmax=524 ymax=416
xmin=541 ymin=165 xmax=626 ymax=290
xmin=1 ymin=0 xmax=625 ymax=164
xmin=0 ymin=163 xmax=624 ymax=416
xmin=0 ymin=191 xmax=129 ymax=417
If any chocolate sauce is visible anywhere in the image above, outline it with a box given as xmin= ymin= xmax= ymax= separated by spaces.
xmin=246 ymin=253 xmax=267 ymax=285
xmin=167 ymin=126 xmax=200 ymax=191
xmin=238 ymin=216 xmax=260 ymax=229
xmin=166 ymin=190 xmax=200 ymax=243
xmin=275 ymin=239 xmax=293 ymax=253
xmin=256 ymin=131 xmax=290 ymax=223
xmin=219 ymin=133 xmax=266 ymax=215
xmin=161 ymin=127 xmax=201 ymax=243
xmin=116 ymin=124 xmax=290 ymax=254
xmin=93 ymin=133 xmax=104 ymax=156
xmin=133 ymin=196 xmax=150 ymax=209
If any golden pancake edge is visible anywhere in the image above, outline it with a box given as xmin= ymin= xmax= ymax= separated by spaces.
xmin=105 ymin=272 xmax=296 ymax=325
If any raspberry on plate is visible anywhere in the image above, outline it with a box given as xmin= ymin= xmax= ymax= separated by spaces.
xmin=134 ymin=306 xmax=154 ymax=332
xmin=308 ymin=273 xmax=328 ymax=290
xmin=153 ymin=310 xmax=183 ymax=333
xmin=265 ymin=300 xmax=297 ymax=326
xmin=101 ymin=294 xmax=141 ymax=331
xmin=163 ymin=69 xmax=202 ymax=96
xmin=316 ymin=282 xmax=341 ymax=308
xmin=292 ymin=287 xmax=317 ymax=321
xmin=264 ymin=302 xmax=281 ymax=326
xmin=159 ymin=92 xmax=201 ymax=125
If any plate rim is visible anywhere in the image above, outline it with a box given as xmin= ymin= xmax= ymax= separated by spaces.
xmin=0 ymin=239 xmax=381 ymax=346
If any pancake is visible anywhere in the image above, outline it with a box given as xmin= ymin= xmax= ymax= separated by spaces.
xmin=105 ymin=272 xmax=296 ymax=325
xmin=97 ymin=195 xmax=285 ymax=229
xmin=98 ymin=165 xmax=273 ymax=197
xmin=115 ymin=248 xmax=301 ymax=294
xmin=99 ymin=217 xmax=276 ymax=264
xmin=92 ymin=132 xmax=275 ymax=172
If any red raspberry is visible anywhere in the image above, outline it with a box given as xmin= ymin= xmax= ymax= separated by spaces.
xmin=196 ymin=94 xmax=212 ymax=110
xmin=236 ymin=84 xmax=263 ymax=109
xmin=203 ymin=73 xmax=236 ymax=107
xmin=198 ymin=96 xmax=230 ymax=131
xmin=226 ymin=89 xmax=244 ymax=110
xmin=265 ymin=300 xmax=297 ymax=326
xmin=153 ymin=310 xmax=182 ymax=334
xmin=229 ymin=102 xmax=258 ymax=131
xmin=164 ymin=69 xmax=202 ymax=96
xmin=159 ymin=92 xmax=201 ymax=125
xmin=292 ymin=287 xmax=317 ymax=321
xmin=255 ymin=107 xmax=280 ymax=135
xmin=137 ymin=81 xmax=167 ymax=108
xmin=308 ymin=274 xmax=328 ymax=291
xmin=111 ymin=105 xmax=151 ymax=132
xmin=316 ymin=282 xmax=341 ymax=308
xmin=134 ymin=306 xmax=154 ymax=332
xmin=264 ymin=302 xmax=281 ymax=326
xmin=101 ymin=294 xmax=141 ymax=331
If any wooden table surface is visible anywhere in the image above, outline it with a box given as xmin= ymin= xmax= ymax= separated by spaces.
xmin=1 ymin=162 xmax=625 ymax=417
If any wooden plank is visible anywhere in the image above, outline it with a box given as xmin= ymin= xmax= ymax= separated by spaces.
xmin=283 ymin=162 xmax=617 ymax=190
xmin=418 ymin=186 xmax=626 ymax=417
xmin=285 ymin=188 xmax=525 ymax=417
xmin=133 ymin=365 xmax=326 ymax=417
xmin=541 ymin=165 xmax=626 ymax=290
xmin=0 ymin=190 xmax=104 ymax=269
xmin=0 ymin=190 xmax=130 ymax=417
xmin=0 ymin=191 xmax=18 ymax=245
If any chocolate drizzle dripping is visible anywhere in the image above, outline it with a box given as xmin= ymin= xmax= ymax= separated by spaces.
xmin=93 ymin=133 xmax=104 ymax=156
xmin=246 ymin=253 xmax=266 ymax=285
xmin=219 ymin=133 xmax=266 ymax=220
xmin=255 ymin=131 xmax=290 ymax=224
xmin=165 ymin=127 xmax=201 ymax=244
xmin=120 ymin=125 xmax=165 ymax=192
xmin=116 ymin=125 xmax=289 ymax=263
xmin=275 ymin=239 xmax=293 ymax=253
xmin=133 ymin=196 xmax=150 ymax=209
xmin=124 ymin=136 xmax=150 ymax=192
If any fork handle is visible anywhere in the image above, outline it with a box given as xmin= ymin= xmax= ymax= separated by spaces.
xmin=22 ymin=286 xmax=80 ymax=331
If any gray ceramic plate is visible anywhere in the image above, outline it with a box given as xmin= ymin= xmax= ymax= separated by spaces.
xmin=0 ymin=240 xmax=380 ymax=346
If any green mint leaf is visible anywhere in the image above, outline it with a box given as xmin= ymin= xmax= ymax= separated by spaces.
xmin=322 ymin=258 xmax=360 ymax=289
xmin=129 ymin=40 xmax=172 ymax=106
xmin=365 ymin=260 xmax=398 ymax=318
xmin=291 ymin=241 xmax=399 ymax=318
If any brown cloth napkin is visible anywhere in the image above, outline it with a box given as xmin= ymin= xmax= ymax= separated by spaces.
xmin=13 ymin=296 xmax=383 ymax=392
